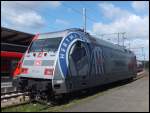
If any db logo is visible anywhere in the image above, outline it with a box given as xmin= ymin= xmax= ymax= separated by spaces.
xmin=34 ymin=60 xmax=42 ymax=66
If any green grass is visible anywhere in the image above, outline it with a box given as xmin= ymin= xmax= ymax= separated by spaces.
xmin=1 ymin=103 xmax=45 ymax=112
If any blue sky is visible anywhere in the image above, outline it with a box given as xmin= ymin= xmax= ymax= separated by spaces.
xmin=1 ymin=1 xmax=149 ymax=60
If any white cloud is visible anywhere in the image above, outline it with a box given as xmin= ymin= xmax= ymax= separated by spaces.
xmin=2 ymin=1 xmax=61 ymax=9
xmin=11 ymin=12 xmax=45 ymax=28
xmin=92 ymin=14 xmax=149 ymax=55
xmin=55 ymin=19 xmax=70 ymax=26
xmin=49 ymin=1 xmax=61 ymax=8
xmin=1 ymin=1 xmax=62 ymax=30
xmin=93 ymin=16 xmax=149 ymax=60
xmin=93 ymin=15 xmax=149 ymax=40
xmin=129 ymin=39 xmax=149 ymax=60
xmin=132 ymin=1 xmax=149 ymax=12
xmin=94 ymin=2 xmax=149 ymax=60
xmin=2 ymin=11 xmax=45 ymax=30
xmin=99 ymin=2 xmax=131 ymax=20
xmin=1 ymin=1 xmax=49 ymax=30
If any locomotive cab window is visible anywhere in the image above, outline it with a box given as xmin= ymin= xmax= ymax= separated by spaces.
xmin=28 ymin=37 xmax=62 ymax=52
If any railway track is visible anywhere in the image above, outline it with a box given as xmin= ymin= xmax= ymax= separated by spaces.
xmin=1 ymin=91 xmax=54 ymax=108
xmin=1 ymin=71 xmax=146 ymax=109
xmin=1 ymin=91 xmax=29 ymax=100
xmin=1 ymin=91 xmax=30 ymax=108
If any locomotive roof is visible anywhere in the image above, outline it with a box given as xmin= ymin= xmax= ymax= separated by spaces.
xmin=88 ymin=35 xmax=130 ymax=53
xmin=38 ymin=28 xmax=82 ymax=39
xmin=39 ymin=28 xmax=134 ymax=55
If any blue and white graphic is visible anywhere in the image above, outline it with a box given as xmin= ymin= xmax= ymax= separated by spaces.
xmin=59 ymin=32 xmax=87 ymax=77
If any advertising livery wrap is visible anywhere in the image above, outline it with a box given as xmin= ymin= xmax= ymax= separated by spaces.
xmin=59 ymin=32 xmax=88 ymax=78
xmin=13 ymin=28 xmax=137 ymax=101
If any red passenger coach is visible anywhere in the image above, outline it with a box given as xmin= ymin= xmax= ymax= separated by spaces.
xmin=1 ymin=27 xmax=34 ymax=82
xmin=1 ymin=51 xmax=23 ymax=77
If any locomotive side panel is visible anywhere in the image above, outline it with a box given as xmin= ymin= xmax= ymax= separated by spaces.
xmin=96 ymin=45 xmax=136 ymax=84
xmin=86 ymin=39 xmax=137 ymax=87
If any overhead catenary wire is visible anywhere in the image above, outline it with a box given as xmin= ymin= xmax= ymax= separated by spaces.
xmin=2 ymin=2 xmax=133 ymax=48
xmin=62 ymin=3 xmax=132 ymax=48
